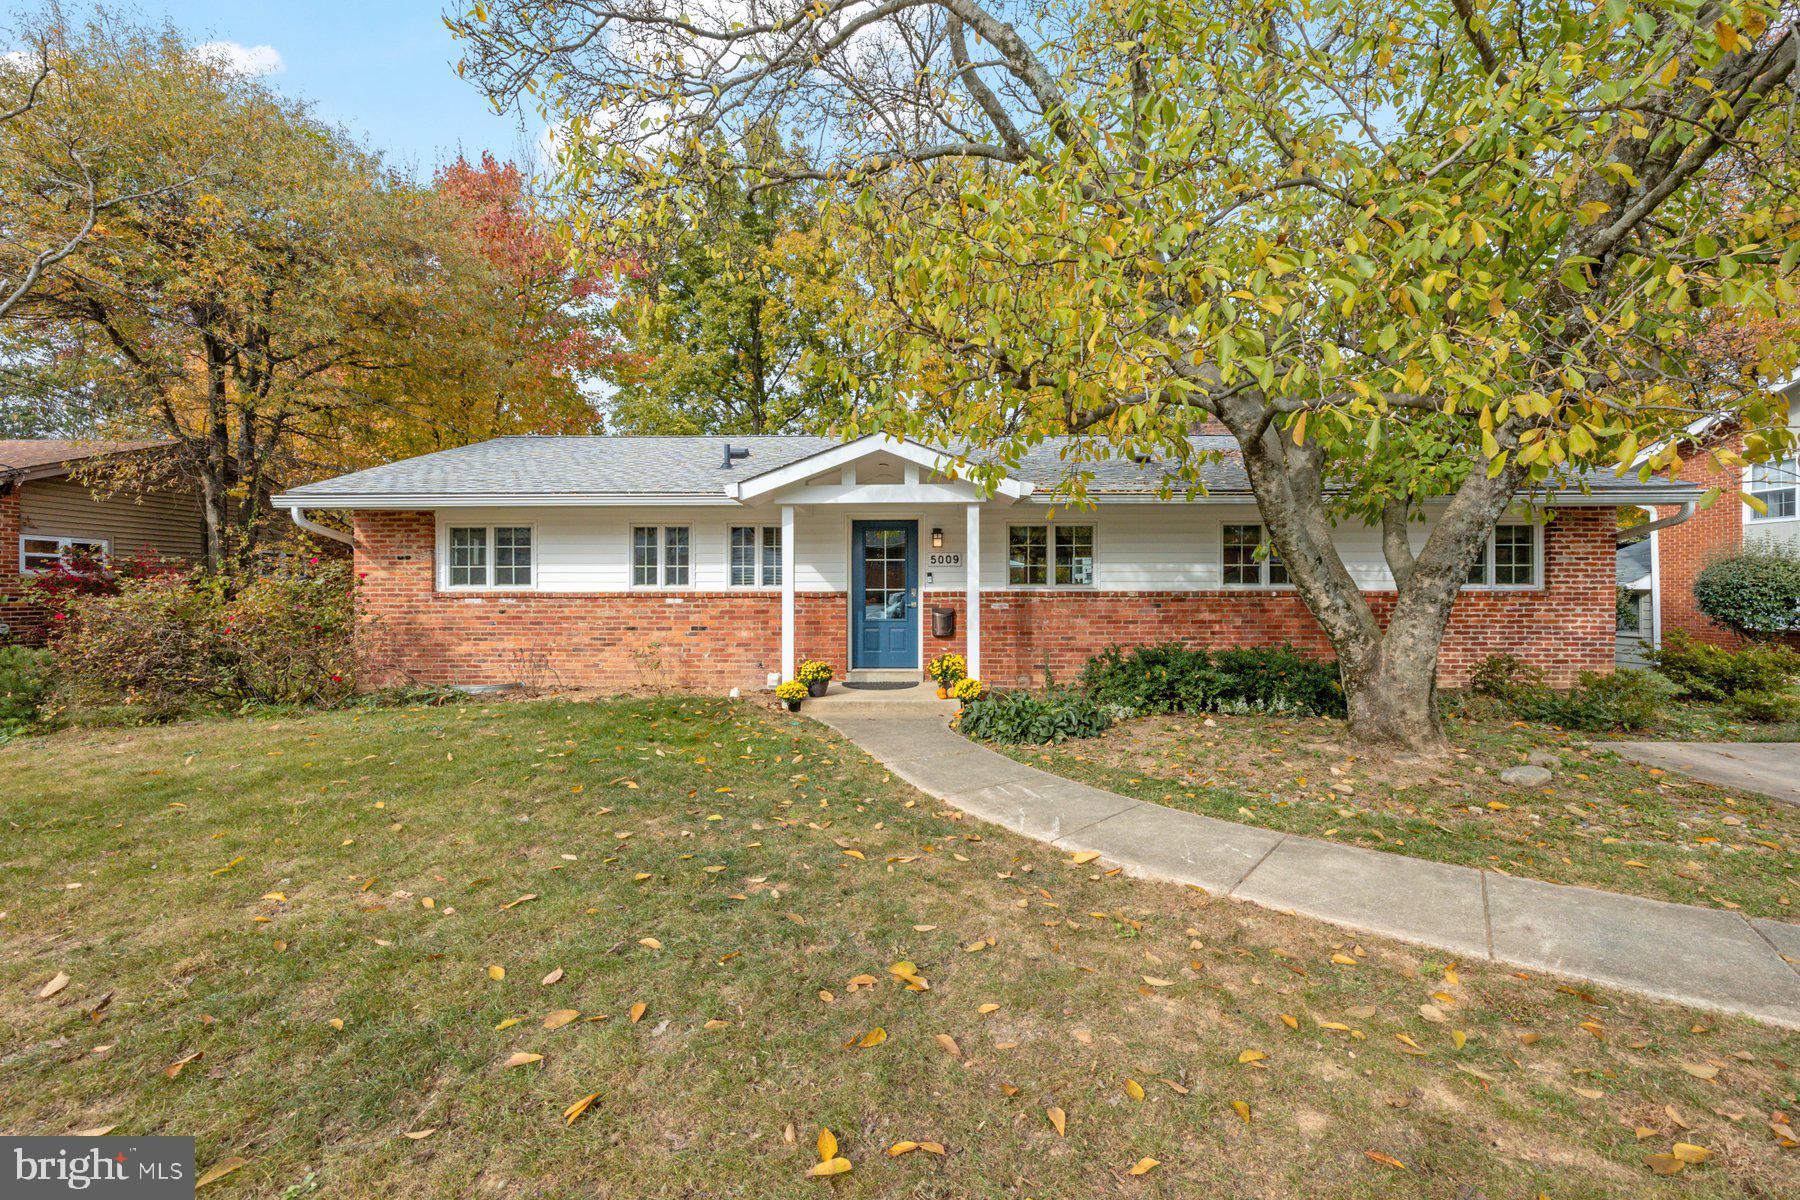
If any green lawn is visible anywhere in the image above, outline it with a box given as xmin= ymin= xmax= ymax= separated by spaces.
xmin=2 ymin=698 xmax=1796 ymax=1198
xmin=996 ymin=711 xmax=1800 ymax=920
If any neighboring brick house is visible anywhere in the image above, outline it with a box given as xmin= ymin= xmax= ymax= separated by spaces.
xmin=1644 ymin=402 xmax=1800 ymax=649
xmin=272 ymin=434 xmax=1700 ymax=694
xmin=0 ymin=440 xmax=206 ymax=642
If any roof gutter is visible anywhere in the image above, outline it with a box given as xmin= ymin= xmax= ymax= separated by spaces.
xmin=1617 ymin=500 xmax=1695 ymax=545
xmin=286 ymin=505 xmax=354 ymax=546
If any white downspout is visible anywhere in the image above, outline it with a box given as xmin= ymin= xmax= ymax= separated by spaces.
xmin=286 ymin=505 xmax=354 ymax=546
xmin=1617 ymin=500 xmax=1695 ymax=543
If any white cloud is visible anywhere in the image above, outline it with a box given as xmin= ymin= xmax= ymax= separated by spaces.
xmin=193 ymin=41 xmax=284 ymax=77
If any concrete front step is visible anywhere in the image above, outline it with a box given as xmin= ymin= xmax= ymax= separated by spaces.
xmin=802 ymin=680 xmax=959 ymax=721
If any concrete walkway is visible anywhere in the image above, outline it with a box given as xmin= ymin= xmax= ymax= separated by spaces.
xmin=1612 ymin=741 xmax=1800 ymax=806
xmin=814 ymin=712 xmax=1800 ymax=1028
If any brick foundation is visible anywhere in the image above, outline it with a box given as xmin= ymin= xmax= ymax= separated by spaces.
xmin=356 ymin=508 xmax=1617 ymax=692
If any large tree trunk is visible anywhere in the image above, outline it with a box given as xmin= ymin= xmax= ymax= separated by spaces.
xmin=1218 ymin=397 xmax=1525 ymax=754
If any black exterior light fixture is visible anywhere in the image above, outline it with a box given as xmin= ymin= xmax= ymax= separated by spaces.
xmin=931 ymin=527 xmax=944 ymax=548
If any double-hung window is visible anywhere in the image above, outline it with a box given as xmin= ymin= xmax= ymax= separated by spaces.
xmin=729 ymin=525 xmax=782 ymax=587
xmin=1007 ymin=523 xmax=1094 ymax=586
xmin=446 ymin=526 xmax=533 ymax=588
xmin=1749 ymin=456 xmax=1798 ymax=521
xmin=1222 ymin=524 xmax=1289 ymax=587
xmin=632 ymin=525 xmax=691 ymax=587
xmin=19 ymin=534 xmax=108 ymax=573
xmin=1465 ymin=523 xmax=1538 ymax=587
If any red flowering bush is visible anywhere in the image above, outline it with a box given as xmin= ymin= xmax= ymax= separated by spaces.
xmin=50 ymin=561 xmax=356 ymax=714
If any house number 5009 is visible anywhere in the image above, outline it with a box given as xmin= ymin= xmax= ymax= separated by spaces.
xmin=928 ymin=553 xmax=961 ymax=566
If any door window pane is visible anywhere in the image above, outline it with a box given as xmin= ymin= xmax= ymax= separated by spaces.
xmin=449 ymin=527 xmax=488 ymax=587
xmin=863 ymin=527 xmax=905 ymax=616
xmin=494 ymin=527 xmax=532 ymax=586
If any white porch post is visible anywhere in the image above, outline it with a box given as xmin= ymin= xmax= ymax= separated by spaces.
xmin=780 ymin=504 xmax=797 ymax=682
xmin=965 ymin=502 xmax=981 ymax=678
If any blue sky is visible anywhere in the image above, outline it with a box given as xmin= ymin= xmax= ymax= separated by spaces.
xmin=162 ymin=1 xmax=538 ymax=176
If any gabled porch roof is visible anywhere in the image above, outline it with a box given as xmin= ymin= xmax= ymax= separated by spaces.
xmin=725 ymin=433 xmax=1033 ymax=504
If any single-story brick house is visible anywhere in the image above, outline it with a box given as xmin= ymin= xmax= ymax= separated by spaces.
xmin=272 ymin=433 xmax=1702 ymax=693
xmin=1 ymin=439 xmax=205 ymax=643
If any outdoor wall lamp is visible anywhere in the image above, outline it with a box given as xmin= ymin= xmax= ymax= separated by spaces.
xmin=931 ymin=528 xmax=944 ymax=548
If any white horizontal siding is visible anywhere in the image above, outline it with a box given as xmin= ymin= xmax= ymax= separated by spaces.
xmin=429 ymin=500 xmax=1529 ymax=594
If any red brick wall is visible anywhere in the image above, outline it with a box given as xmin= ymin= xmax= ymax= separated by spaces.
xmin=934 ymin=507 xmax=1616 ymax=688
xmin=0 ymin=487 xmax=48 ymax=643
xmin=1655 ymin=434 xmax=1747 ymax=647
xmin=355 ymin=508 xmax=1617 ymax=692
xmin=353 ymin=511 xmax=844 ymax=690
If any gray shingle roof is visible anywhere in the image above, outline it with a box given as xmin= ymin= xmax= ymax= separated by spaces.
xmin=271 ymin=433 xmax=1701 ymax=505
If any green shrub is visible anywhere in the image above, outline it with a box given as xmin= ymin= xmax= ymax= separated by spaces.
xmin=1468 ymin=653 xmax=1547 ymax=702
xmin=1648 ymin=631 xmax=1800 ymax=701
xmin=1531 ymin=669 xmax=1679 ymax=731
xmin=51 ymin=561 xmax=356 ymax=716
xmin=0 ymin=645 xmax=53 ymax=735
xmin=1079 ymin=642 xmax=1227 ymax=714
xmin=1728 ymin=688 xmax=1800 ymax=723
xmin=1078 ymin=642 xmax=1343 ymax=717
xmin=1463 ymin=654 xmax=1677 ymax=730
xmin=958 ymin=687 xmax=1114 ymax=744
xmin=1693 ymin=546 xmax=1800 ymax=637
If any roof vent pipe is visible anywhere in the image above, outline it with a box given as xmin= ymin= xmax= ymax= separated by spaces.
xmin=721 ymin=443 xmax=751 ymax=469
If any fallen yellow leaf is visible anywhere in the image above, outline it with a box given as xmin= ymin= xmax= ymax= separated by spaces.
xmin=196 ymin=1157 xmax=248 ymax=1188
xmin=503 ymin=1052 xmax=543 ymax=1069
xmin=1128 ymin=1157 xmax=1160 ymax=1175
xmin=563 ymin=1092 xmax=601 ymax=1125
xmin=1046 ymin=1107 xmax=1066 ymax=1136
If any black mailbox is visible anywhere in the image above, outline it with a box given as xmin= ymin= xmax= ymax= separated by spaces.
xmin=931 ymin=606 xmax=956 ymax=638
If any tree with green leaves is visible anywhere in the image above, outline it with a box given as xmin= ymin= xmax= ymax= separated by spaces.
xmin=597 ymin=123 xmax=863 ymax=435
xmin=2 ymin=9 xmax=615 ymax=564
xmin=457 ymin=0 xmax=1800 ymax=750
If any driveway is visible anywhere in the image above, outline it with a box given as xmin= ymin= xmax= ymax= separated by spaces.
xmin=1611 ymin=741 xmax=1800 ymax=805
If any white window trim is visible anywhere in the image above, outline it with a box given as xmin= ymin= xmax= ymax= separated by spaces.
xmin=1462 ymin=522 xmax=1544 ymax=591
xmin=629 ymin=523 xmax=695 ymax=590
xmin=727 ymin=524 xmax=783 ymax=589
xmin=19 ymin=533 xmax=110 ymax=574
xmin=1003 ymin=520 xmax=1097 ymax=589
xmin=1218 ymin=522 xmax=1293 ymax=590
xmin=1745 ymin=457 xmax=1799 ymax=523
xmin=437 ymin=523 xmax=537 ymax=592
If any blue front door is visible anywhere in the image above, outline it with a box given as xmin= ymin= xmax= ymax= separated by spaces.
xmin=851 ymin=520 xmax=918 ymax=669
